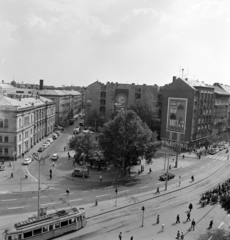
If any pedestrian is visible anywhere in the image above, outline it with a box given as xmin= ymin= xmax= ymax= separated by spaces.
xmin=2 ymin=159 xmax=4 ymax=165
xmin=186 ymin=212 xmax=191 ymax=222
xmin=64 ymin=147 xmax=65 ymax=152
xmin=179 ymin=176 xmax=181 ymax=187
xmin=191 ymin=175 xmax=194 ymax=182
xmin=169 ymin=164 xmax=171 ymax=170
xmin=9 ymin=161 xmax=12 ymax=167
xmin=176 ymin=214 xmax=180 ymax=224
xmin=156 ymin=186 xmax=160 ymax=194
xmin=161 ymin=223 xmax=164 ymax=231
xmin=172 ymin=158 xmax=174 ymax=162
xmin=191 ymin=219 xmax=195 ymax=230
xmin=10 ymin=172 xmax=14 ymax=178
xmin=99 ymin=174 xmax=102 ymax=181
xmin=189 ymin=203 xmax=193 ymax=211
xmin=182 ymin=155 xmax=185 ymax=159
xmin=115 ymin=188 xmax=118 ymax=195
xmin=149 ymin=168 xmax=152 ymax=174
xmin=209 ymin=220 xmax=213 ymax=229
xmin=176 ymin=231 xmax=180 ymax=239
xmin=180 ymin=232 xmax=184 ymax=240
xmin=50 ymin=169 xmax=52 ymax=180
xmin=68 ymin=155 xmax=70 ymax=160
xmin=130 ymin=237 xmax=133 ymax=240
xmin=156 ymin=214 xmax=160 ymax=224
xmin=119 ymin=232 xmax=122 ymax=240
xmin=52 ymin=161 xmax=55 ymax=167
xmin=66 ymin=187 xmax=70 ymax=195
xmin=25 ymin=173 xmax=28 ymax=178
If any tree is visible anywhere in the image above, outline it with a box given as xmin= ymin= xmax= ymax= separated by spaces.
xmin=128 ymin=93 xmax=160 ymax=139
xmin=99 ymin=110 xmax=160 ymax=171
xmin=68 ymin=132 xmax=97 ymax=162
xmin=87 ymin=109 xmax=105 ymax=131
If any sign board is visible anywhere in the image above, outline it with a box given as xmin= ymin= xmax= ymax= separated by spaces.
xmin=166 ymin=98 xmax=188 ymax=133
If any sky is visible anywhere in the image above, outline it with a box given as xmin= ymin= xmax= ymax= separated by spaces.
xmin=1 ymin=0 xmax=230 ymax=87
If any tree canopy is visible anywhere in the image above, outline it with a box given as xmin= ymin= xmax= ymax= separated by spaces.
xmin=87 ymin=109 xmax=105 ymax=131
xmin=128 ymin=93 xmax=161 ymax=138
xmin=68 ymin=132 xmax=97 ymax=159
xmin=99 ymin=110 xmax=160 ymax=169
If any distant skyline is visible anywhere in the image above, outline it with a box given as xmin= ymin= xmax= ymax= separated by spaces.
xmin=1 ymin=0 xmax=230 ymax=87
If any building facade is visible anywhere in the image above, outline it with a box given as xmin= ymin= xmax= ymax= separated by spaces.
xmin=161 ymin=77 xmax=216 ymax=150
xmin=85 ymin=81 xmax=159 ymax=122
xmin=0 ymin=88 xmax=55 ymax=160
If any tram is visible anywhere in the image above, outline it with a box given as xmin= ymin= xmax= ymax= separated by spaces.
xmin=2 ymin=207 xmax=86 ymax=240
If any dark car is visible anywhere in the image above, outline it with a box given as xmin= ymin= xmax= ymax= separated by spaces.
xmin=159 ymin=172 xmax=175 ymax=181
xmin=38 ymin=147 xmax=45 ymax=153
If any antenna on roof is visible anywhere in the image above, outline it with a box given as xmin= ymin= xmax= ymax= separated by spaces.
xmin=182 ymin=68 xmax=184 ymax=79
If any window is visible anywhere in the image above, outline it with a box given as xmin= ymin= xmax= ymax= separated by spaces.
xmin=0 ymin=148 xmax=2 ymax=155
xmin=18 ymin=234 xmax=22 ymax=240
xmin=5 ymin=136 xmax=8 ymax=142
xmin=33 ymin=228 xmax=42 ymax=235
xmin=4 ymin=119 xmax=8 ymax=128
xmin=61 ymin=220 xmax=68 ymax=227
xmin=42 ymin=226 xmax=48 ymax=233
xmin=0 ymin=136 xmax=2 ymax=142
xmin=24 ymin=231 xmax=33 ymax=239
xmin=5 ymin=148 xmax=8 ymax=154
xmin=8 ymin=236 xmax=12 ymax=240
xmin=77 ymin=217 xmax=80 ymax=221
xmin=19 ymin=135 xmax=21 ymax=141
xmin=69 ymin=218 xmax=76 ymax=224
xmin=49 ymin=225 xmax=53 ymax=231
xmin=55 ymin=223 xmax=60 ymax=228
xmin=0 ymin=119 xmax=3 ymax=128
xmin=19 ymin=119 xmax=21 ymax=128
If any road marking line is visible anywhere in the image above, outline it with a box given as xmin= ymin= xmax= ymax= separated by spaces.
xmin=182 ymin=174 xmax=188 ymax=177
xmin=96 ymin=194 xmax=110 ymax=198
xmin=200 ymin=166 xmax=204 ymax=169
xmin=125 ymin=182 xmax=135 ymax=185
xmin=218 ymin=222 xmax=224 ymax=229
xmin=69 ymin=199 xmax=83 ymax=202
xmin=41 ymin=202 xmax=56 ymax=206
xmin=119 ymin=190 xmax=129 ymax=193
xmin=32 ymin=196 xmax=47 ymax=198
xmin=8 ymin=206 xmax=29 ymax=209
xmin=1 ymin=199 xmax=17 ymax=202
xmin=139 ymin=186 xmax=148 ymax=189
xmin=192 ymin=170 xmax=197 ymax=172
xmin=208 ymin=236 xmax=212 ymax=240
xmin=156 ymin=182 xmax=164 ymax=185
xmin=104 ymin=186 xmax=113 ymax=189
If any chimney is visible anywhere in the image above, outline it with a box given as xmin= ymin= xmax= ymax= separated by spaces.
xmin=39 ymin=79 xmax=44 ymax=90
xmin=173 ymin=76 xmax=176 ymax=82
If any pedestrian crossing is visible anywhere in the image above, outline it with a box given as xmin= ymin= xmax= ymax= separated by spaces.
xmin=0 ymin=190 xmax=10 ymax=194
xmin=207 ymin=155 xmax=229 ymax=161
xmin=22 ymin=166 xmax=38 ymax=182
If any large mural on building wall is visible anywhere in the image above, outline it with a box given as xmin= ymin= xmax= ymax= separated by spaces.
xmin=114 ymin=89 xmax=129 ymax=111
xmin=166 ymin=98 xmax=188 ymax=133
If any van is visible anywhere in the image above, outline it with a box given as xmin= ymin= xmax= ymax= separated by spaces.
xmin=72 ymin=167 xmax=89 ymax=178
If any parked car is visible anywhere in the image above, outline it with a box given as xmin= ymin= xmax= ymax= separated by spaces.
xmin=159 ymin=172 xmax=175 ymax=181
xmin=23 ymin=158 xmax=32 ymax=165
xmin=72 ymin=167 xmax=89 ymax=178
xmin=209 ymin=148 xmax=219 ymax=155
xmin=52 ymin=134 xmax=58 ymax=140
xmin=42 ymin=143 xmax=49 ymax=149
xmin=38 ymin=146 xmax=45 ymax=152
xmin=47 ymin=138 xmax=53 ymax=144
xmin=54 ymin=131 xmax=61 ymax=136
xmin=51 ymin=153 xmax=59 ymax=160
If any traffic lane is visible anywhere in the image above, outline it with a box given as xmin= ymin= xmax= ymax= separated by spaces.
xmin=1 ymin=161 xmax=229 ymax=216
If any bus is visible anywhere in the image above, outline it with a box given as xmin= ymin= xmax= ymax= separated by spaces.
xmin=2 ymin=207 xmax=86 ymax=240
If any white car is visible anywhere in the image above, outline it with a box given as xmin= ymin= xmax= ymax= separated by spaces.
xmin=52 ymin=153 xmax=59 ymax=160
xmin=23 ymin=158 xmax=32 ymax=165
xmin=42 ymin=143 xmax=49 ymax=148
xmin=47 ymin=138 xmax=53 ymax=143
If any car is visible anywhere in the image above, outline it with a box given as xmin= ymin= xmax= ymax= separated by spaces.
xmin=51 ymin=153 xmax=59 ymax=160
xmin=54 ymin=131 xmax=60 ymax=136
xmin=42 ymin=143 xmax=49 ymax=149
xmin=38 ymin=147 xmax=45 ymax=152
xmin=23 ymin=158 xmax=32 ymax=165
xmin=72 ymin=167 xmax=89 ymax=178
xmin=209 ymin=148 xmax=219 ymax=155
xmin=159 ymin=172 xmax=175 ymax=181
xmin=52 ymin=134 xmax=58 ymax=140
xmin=47 ymin=138 xmax=53 ymax=144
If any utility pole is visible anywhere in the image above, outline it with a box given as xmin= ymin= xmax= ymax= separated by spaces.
xmin=175 ymin=133 xmax=180 ymax=168
xmin=165 ymin=155 xmax=170 ymax=190
xmin=141 ymin=206 xmax=145 ymax=227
